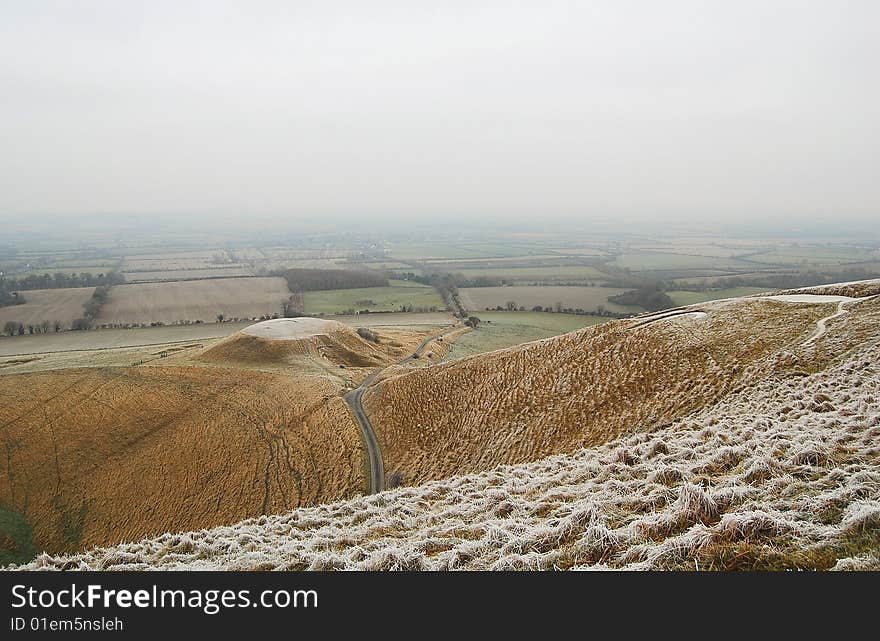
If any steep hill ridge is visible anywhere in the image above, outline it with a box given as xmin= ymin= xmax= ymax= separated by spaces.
xmin=364 ymin=282 xmax=880 ymax=486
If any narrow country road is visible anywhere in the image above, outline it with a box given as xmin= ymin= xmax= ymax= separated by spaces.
xmin=344 ymin=324 xmax=461 ymax=494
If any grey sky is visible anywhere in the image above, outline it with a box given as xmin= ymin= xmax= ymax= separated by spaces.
xmin=0 ymin=1 xmax=877 ymax=225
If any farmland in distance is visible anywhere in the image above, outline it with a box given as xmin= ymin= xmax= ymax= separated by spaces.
xmin=97 ymin=277 xmax=290 ymax=325
xmin=0 ymin=287 xmax=95 ymax=328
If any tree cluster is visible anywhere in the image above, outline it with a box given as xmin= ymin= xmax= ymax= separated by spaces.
xmin=278 ymin=268 xmax=388 ymax=292
xmin=1 ymin=271 xmax=123 ymax=292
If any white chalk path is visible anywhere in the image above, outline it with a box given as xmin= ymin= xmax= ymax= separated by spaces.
xmin=758 ymin=294 xmax=880 ymax=347
xmin=631 ymin=293 xmax=876 ymax=346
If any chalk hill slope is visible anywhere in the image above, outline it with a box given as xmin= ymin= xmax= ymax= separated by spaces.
xmin=365 ymin=282 xmax=880 ymax=486
xmin=17 ymin=281 xmax=880 ymax=570
xmin=198 ymin=317 xmax=427 ymax=372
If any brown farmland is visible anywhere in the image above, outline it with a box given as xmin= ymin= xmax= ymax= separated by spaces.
xmin=97 ymin=277 xmax=290 ymax=325
xmin=0 ymin=287 xmax=95 ymax=329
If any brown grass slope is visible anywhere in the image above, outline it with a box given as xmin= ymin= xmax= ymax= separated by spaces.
xmin=0 ymin=366 xmax=364 ymax=557
xmin=365 ymin=287 xmax=879 ymax=486
xmin=18 ymin=291 xmax=880 ymax=571
xmin=198 ymin=321 xmax=435 ymax=374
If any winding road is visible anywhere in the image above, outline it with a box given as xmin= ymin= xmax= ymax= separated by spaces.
xmin=344 ymin=325 xmax=461 ymax=494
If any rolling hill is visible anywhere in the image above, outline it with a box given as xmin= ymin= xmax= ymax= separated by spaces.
xmin=0 ymin=317 xmax=439 ymax=563
xmin=13 ymin=280 xmax=880 ymax=570
xmin=18 ymin=283 xmax=880 ymax=570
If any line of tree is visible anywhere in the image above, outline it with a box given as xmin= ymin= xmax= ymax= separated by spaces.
xmin=483 ymin=304 xmax=633 ymax=318
xmin=276 ymin=268 xmax=388 ymax=292
xmin=71 ymin=285 xmax=113 ymax=330
xmin=281 ymin=290 xmax=305 ymax=317
xmin=3 ymin=320 xmax=65 ymax=336
xmin=397 ymin=272 xmax=467 ymax=317
xmin=0 ymin=271 xmax=124 ymax=292
xmin=608 ymin=283 xmax=674 ymax=312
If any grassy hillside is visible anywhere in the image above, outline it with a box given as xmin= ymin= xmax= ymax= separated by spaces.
xmin=365 ymin=296 xmax=850 ymax=486
xmin=20 ymin=289 xmax=880 ymax=570
xmin=0 ymin=366 xmax=365 ymax=557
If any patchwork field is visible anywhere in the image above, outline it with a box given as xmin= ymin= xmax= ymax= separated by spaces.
xmin=459 ymin=285 xmax=642 ymax=314
xmin=120 ymin=250 xmax=220 ymax=272
xmin=610 ymin=252 xmax=756 ymax=272
xmin=441 ymin=312 xmax=608 ymax=362
xmin=97 ymin=277 xmax=290 ymax=325
xmin=388 ymin=243 xmax=535 ymax=259
xmin=452 ymin=265 xmax=606 ymax=283
xmin=0 ymin=287 xmax=95 ymax=329
xmin=746 ymin=247 xmax=878 ymax=266
xmin=302 ymin=280 xmax=444 ymax=315
xmin=124 ymin=267 xmax=256 ymax=282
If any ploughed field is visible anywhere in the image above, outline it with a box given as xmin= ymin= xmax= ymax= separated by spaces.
xmin=96 ymin=277 xmax=291 ymax=325
xmin=0 ymin=287 xmax=96 ymax=329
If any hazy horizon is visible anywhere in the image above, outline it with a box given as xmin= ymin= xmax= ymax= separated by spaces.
xmin=1 ymin=1 xmax=878 ymax=226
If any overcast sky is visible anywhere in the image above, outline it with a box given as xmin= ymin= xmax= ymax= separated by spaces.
xmin=0 ymin=0 xmax=877 ymax=226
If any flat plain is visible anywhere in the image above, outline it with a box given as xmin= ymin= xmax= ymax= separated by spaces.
xmin=0 ymin=287 xmax=95 ymax=328
xmin=302 ymin=280 xmax=444 ymax=314
xmin=440 ymin=311 xmax=609 ymax=362
xmin=97 ymin=277 xmax=291 ymax=325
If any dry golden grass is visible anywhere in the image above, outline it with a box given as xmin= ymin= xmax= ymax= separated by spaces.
xmin=0 ymin=365 xmax=365 ymax=556
xmin=197 ymin=322 xmax=441 ymax=384
xmin=365 ymin=298 xmax=837 ymax=486
xmin=23 ymin=313 xmax=880 ymax=571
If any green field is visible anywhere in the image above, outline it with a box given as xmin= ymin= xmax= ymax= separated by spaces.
xmin=745 ymin=246 xmax=878 ymax=266
xmin=459 ymin=285 xmax=643 ymax=314
xmin=388 ymin=242 xmax=545 ymax=260
xmin=302 ymin=280 xmax=444 ymax=314
xmin=666 ymin=287 xmax=769 ymax=307
xmin=610 ymin=252 xmax=754 ymax=272
xmin=441 ymin=311 xmax=608 ymax=362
